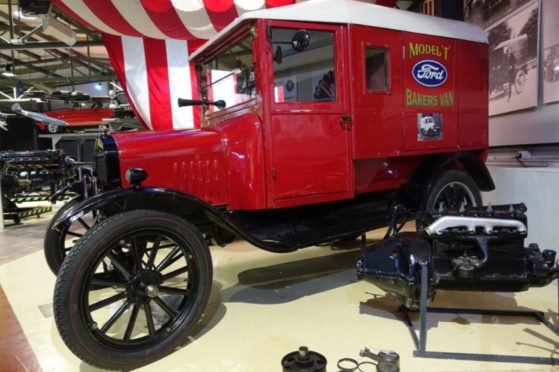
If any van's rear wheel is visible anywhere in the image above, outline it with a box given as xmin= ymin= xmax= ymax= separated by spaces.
xmin=54 ymin=210 xmax=212 ymax=370
xmin=418 ymin=170 xmax=482 ymax=230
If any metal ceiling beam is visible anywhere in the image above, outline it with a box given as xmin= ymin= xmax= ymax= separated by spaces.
xmin=0 ymin=6 xmax=111 ymax=89
xmin=11 ymin=62 xmax=73 ymax=75
xmin=0 ymin=48 xmax=65 ymax=78
xmin=0 ymin=10 xmax=55 ymax=60
xmin=29 ymin=82 xmax=54 ymax=93
xmin=0 ymin=40 xmax=104 ymax=50
xmin=0 ymin=74 xmax=116 ymax=86
xmin=0 ymin=10 xmax=107 ymax=72
xmin=67 ymin=49 xmax=110 ymax=68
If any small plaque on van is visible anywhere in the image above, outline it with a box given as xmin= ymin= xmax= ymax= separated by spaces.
xmin=417 ymin=113 xmax=443 ymax=141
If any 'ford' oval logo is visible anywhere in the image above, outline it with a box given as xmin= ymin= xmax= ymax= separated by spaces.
xmin=412 ymin=60 xmax=448 ymax=87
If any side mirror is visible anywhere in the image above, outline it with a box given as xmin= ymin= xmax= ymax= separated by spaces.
xmin=292 ymin=30 xmax=310 ymax=52
xmin=274 ymin=46 xmax=283 ymax=64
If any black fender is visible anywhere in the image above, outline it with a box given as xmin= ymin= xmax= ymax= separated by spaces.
xmin=53 ymin=187 xmax=297 ymax=253
xmin=402 ymin=152 xmax=495 ymax=209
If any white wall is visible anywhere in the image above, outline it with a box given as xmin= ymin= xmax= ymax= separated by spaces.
xmin=483 ymin=166 xmax=559 ymax=253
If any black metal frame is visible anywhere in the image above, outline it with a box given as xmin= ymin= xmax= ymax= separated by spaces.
xmin=400 ymin=262 xmax=559 ymax=365
xmin=54 ymin=186 xmax=397 ymax=254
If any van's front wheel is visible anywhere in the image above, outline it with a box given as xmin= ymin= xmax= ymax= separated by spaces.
xmin=53 ymin=209 xmax=213 ymax=370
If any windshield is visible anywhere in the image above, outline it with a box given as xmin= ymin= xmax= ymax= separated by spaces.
xmin=201 ymin=33 xmax=256 ymax=113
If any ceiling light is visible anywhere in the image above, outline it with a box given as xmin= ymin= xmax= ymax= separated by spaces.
xmin=2 ymin=64 xmax=15 ymax=78
xmin=42 ymin=15 xmax=76 ymax=46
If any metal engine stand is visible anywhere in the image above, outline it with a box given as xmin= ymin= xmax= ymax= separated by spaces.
xmin=400 ymin=262 xmax=559 ymax=365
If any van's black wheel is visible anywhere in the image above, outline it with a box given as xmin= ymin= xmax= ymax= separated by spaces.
xmin=54 ymin=210 xmax=213 ymax=370
xmin=44 ymin=198 xmax=102 ymax=275
xmin=418 ymin=170 xmax=482 ymax=230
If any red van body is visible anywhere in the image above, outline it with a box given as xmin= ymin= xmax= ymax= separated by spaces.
xmin=112 ymin=15 xmax=489 ymax=213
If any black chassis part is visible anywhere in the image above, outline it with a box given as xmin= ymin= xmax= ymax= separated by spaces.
xmin=95 ymin=135 xmax=121 ymax=188
xmin=53 ymin=186 xmax=398 ymax=253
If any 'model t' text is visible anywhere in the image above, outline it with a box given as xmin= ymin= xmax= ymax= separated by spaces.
xmin=409 ymin=42 xmax=450 ymax=60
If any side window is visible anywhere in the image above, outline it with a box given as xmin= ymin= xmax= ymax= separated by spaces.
xmin=365 ymin=47 xmax=388 ymax=91
xmin=271 ymin=28 xmax=335 ymax=103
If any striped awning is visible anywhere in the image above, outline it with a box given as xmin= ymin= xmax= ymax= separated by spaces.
xmin=53 ymin=0 xmax=397 ymax=130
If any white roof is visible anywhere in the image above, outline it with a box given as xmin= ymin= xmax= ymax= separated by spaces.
xmin=191 ymin=0 xmax=487 ymax=60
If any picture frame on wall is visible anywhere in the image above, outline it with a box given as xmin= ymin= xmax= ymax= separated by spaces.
xmin=465 ymin=0 xmax=532 ymax=29
xmin=486 ymin=1 xmax=540 ymax=116
xmin=541 ymin=0 xmax=559 ymax=104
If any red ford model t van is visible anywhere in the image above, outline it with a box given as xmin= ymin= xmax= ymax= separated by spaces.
xmin=48 ymin=1 xmax=493 ymax=369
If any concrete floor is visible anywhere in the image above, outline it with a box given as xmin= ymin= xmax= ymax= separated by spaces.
xmin=0 ymin=206 xmax=558 ymax=372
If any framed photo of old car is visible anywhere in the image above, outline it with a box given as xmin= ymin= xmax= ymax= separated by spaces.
xmin=465 ymin=0 xmax=532 ymax=29
xmin=486 ymin=0 xmax=539 ymax=116
xmin=542 ymin=0 xmax=559 ymax=104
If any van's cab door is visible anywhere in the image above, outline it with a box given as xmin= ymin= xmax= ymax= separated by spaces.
xmin=265 ymin=22 xmax=352 ymax=208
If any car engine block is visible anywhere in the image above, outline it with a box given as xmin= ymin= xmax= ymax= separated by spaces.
xmin=1 ymin=150 xmax=76 ymax=199
xmin=356 ymin=204 xmax=558 ymax=308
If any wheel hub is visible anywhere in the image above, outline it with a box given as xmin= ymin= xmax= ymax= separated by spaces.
xmin=145 ymin=284 xmax=159 ymax=298
xmin=127 ymin=271 xmax=161 ymax=303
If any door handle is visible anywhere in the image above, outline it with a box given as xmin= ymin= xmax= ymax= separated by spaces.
xmin=340 ymin=115 xmax=352 ymax=130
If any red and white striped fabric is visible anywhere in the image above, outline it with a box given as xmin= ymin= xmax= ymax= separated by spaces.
xmin=52 ymin=0 xmax=396 ymax=130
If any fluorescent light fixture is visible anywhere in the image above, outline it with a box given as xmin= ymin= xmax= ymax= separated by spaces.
xmin=42 ymin=15 xmax=76 ymax=46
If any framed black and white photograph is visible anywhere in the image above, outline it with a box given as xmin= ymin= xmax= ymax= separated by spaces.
xmin=487 ymin=1 xmax=539 ymax=116
xmin=465 ymin=0 xmax=532 ymax=28
xmin=417 ymin=113 xmax=443 ymax=141
xmin=542 ymin=0 xmax=559 ymax=104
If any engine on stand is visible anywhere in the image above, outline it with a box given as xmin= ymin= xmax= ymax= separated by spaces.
xmin=356 ymin=204 xmax=558 ymax=309
xmin=0 ymin=150 xmax=78 ymax=224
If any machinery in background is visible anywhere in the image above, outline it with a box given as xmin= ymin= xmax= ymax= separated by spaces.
xmin=0 ymin=149 xmax=79 ymax=223
xmin=357 ymin=204 xmax=558 ymax=309
xmin=11 ymin=103 xmax=70 ymax=131
xmin=11 ymin=93 xmax=141 ymax=134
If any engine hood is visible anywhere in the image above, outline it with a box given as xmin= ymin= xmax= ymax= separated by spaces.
xmin=113 ymin=128 xmax=228 ymax=205
xmin=114 ymin=128 xmax=222 ymax=161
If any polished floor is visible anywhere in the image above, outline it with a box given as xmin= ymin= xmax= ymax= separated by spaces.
xmin=0 ymin=206 xmax=558 ymax=372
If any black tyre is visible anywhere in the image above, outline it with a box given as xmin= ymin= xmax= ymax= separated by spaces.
xmin=54 ymin=210 xmax=213 ymax=370
xmin=44 ymin=198 xmax=101 ymax=275
xmin=418 ymin=170 xmax=482 ymax=230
